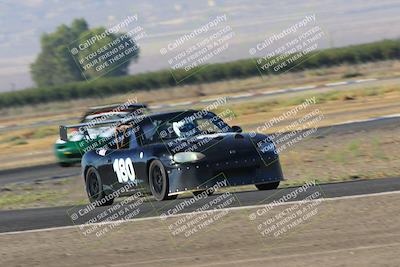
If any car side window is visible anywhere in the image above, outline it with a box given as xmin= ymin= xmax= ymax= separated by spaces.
xmin=140 ymin=123 xmax=153 ymax=144
xmin=130 ymin=127 xmax=139 ymax=149
xmin=138 ymin=120 xmax=164 ymax=145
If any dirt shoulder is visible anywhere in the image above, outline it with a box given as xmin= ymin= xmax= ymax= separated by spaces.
xmin=1 ymin=192 xmax=399 ymax=267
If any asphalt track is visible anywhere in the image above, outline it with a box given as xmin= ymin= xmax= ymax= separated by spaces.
xmin=0 ymin=115 xmax=399 ymax=186
xmin=0 ymin=163 xmax=80 ymax=186
xmin=0 ymin=177 xmax=399 ymax=233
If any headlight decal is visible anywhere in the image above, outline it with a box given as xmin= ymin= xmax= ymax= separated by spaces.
xmin=173 ymin=152 xmax=205 ymax=163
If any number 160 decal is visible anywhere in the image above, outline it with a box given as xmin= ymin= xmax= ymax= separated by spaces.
xmin=113 ymin=158 xmax=136 ymax=183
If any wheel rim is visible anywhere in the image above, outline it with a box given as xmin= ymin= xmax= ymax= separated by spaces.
xmin=151 ymin=166 xmax=163 ymax=194
xmin=88 ymin=172 xmax=100 ymax=198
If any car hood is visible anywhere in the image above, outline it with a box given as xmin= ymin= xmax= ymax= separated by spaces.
xmin=167 ymin=132 xmax=268 ymax=160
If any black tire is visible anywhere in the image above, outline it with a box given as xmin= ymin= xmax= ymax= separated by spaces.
xmin=149 ymin=160 xmax=175 ymax=201
xmin=193 ymin=188 xmax=214 ymax=197
xmin=59 ymin=162 xmax=73 ymax=167
xmin=255 ymin=181 xmax=280 ymax=191
xmin=85 ymin=167 xmax=114 ymax=206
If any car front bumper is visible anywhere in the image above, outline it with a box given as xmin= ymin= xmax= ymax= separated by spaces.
xmin=165 ymin=154 xmax=284 ymax=194
xmin=54 ymin=145 xmax=83 ymax=164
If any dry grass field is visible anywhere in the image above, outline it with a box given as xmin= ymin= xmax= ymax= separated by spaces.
xmin=0 ymin=77 xmax=399 ymax=170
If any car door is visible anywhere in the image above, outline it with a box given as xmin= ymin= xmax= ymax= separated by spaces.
xmin=101 ymin=127 xmax=144 ymax=192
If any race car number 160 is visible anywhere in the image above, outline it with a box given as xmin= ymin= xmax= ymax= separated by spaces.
xmin=113 ymin=158 xmax=136 ymax=183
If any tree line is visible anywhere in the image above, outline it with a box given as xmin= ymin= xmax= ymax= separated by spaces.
xmin=1 ymin=39 xmax=399 ymax=108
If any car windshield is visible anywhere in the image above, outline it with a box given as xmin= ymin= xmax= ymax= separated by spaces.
xmin=68 ymin=126 xmax=115 ymax=142
xmin=141 ymin=112 xmax=232 ymax=144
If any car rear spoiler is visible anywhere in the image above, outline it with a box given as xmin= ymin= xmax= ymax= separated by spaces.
xmin=81 ymin=103 xmax=148 ymax=119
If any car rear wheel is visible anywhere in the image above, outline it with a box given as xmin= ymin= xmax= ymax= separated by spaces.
xmin=255 ymin=181 xmax=280 ymax=191
xmin=149 ymin=160 xmax=176 ymax=201
xmin=85 ymin=167 xmax=114 ymax=206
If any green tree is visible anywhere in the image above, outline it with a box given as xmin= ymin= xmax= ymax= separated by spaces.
xmin=76 ymin=27 xmax=139 ymax=79
xmin=30 ymin=18 xmax=139 ymax=87
xmin=31 ymin=19 xmax=88 ymax=87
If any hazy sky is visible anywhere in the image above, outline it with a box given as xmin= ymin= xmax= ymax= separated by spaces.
xmin=0 ymin=0 xmax=399 ymax=91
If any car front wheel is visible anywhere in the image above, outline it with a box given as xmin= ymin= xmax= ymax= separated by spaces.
xmin=59 ymin=162 xmax=73 ymax=167
xmin=149 ymin=160 xmax=176 ymax=201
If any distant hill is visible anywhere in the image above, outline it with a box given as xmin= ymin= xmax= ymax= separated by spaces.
xmin=0 ymin=0 xmax=399 ymax=91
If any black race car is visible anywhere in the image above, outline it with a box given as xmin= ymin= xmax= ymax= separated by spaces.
xmin=60 ymin=109 xmax=284 ymax=205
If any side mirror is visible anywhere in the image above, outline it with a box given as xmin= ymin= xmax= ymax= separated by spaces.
xmin=232 ymin=125 xmax=242 ymax=133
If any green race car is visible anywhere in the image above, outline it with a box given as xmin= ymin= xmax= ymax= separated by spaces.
xmin=54 ymin=103 xmax=147 ymax=167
